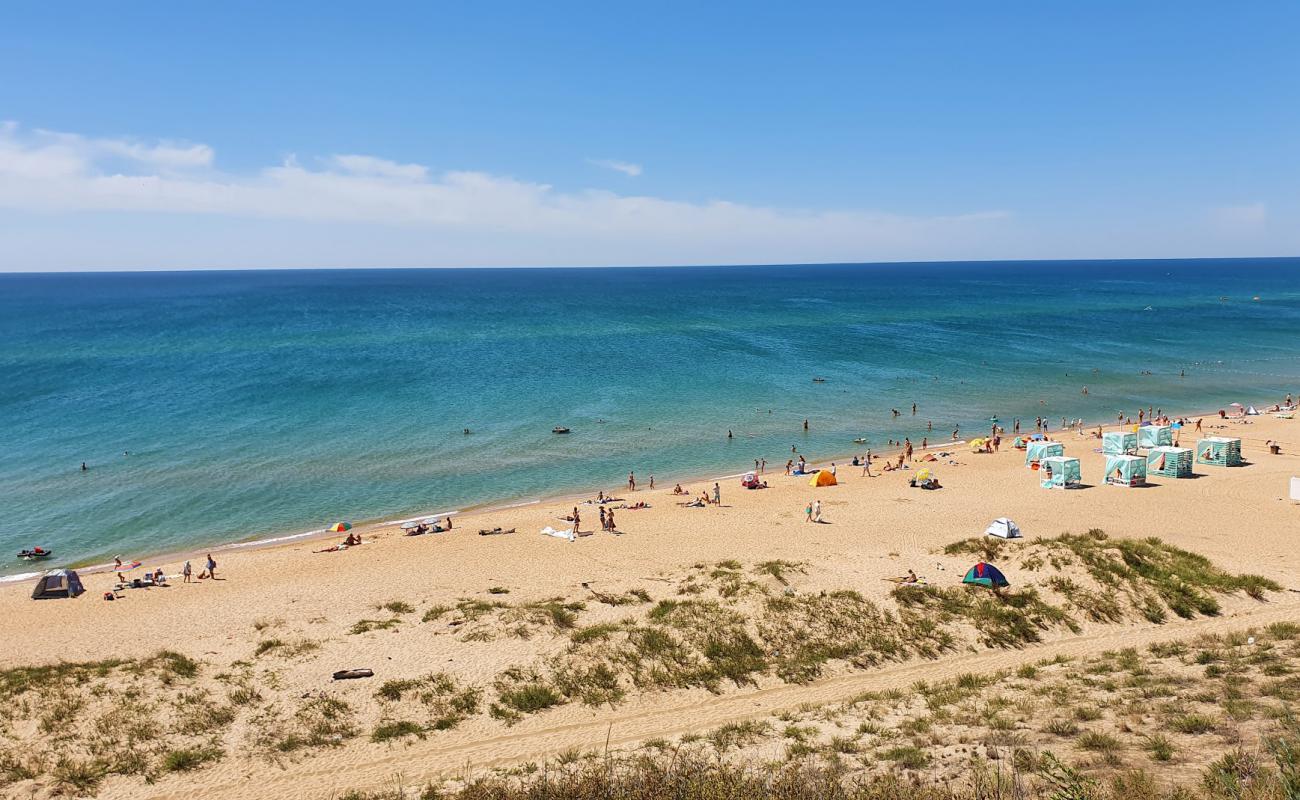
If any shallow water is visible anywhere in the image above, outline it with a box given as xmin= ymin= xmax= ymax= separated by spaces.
xmin=3 ymin=259 xmax=1298 ymax=574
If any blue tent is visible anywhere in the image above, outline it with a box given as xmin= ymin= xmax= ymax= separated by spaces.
xmin=962 ymin=562 xmax=1009 ymax=589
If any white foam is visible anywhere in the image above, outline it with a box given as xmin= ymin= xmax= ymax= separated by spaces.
xmin=0 ymin=571 xmax=41 ymax=584
xmin=225 ymin=529 xmax=325 ymax=549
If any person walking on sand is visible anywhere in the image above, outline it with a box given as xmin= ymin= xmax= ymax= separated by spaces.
xmin=712 ymin=482 xmax=721 ymax=505
xmin=785 ymin=459 xmax=793 ymax=475
xmin=606 ymin=508 xmax=616 ymax=532
xmin=598 ymin=507 xmax=607 ymax=531
xmin=572 ymin=507 xmax=581 ymax=535
xmin=1195 ymin=418 xmax=1202 ymax=432
xmin=182 ymin=560 xmax=192 ymax=583
xmin=648 ymin=475 xmax=655 ymax=490
xmin=204 ymin=554 xmax=217 ymax=580
xmin=862 ymin=451 xmax=873 ymax=477
xmin=829 ymin=462 xmax=837 ymax=477
xmin=628 ymin=472 xmax=636 ymax=491
xmin=812 ymin=499 xmax=823 ymax=523
xmin=805 ymin=500 xmax=814 ymax=522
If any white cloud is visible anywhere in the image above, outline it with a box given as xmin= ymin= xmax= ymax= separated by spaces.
xmin=0 ymin=122 xmax=1022 ymax=269
xmin=587 ymin=158 xmax=643 ymax=177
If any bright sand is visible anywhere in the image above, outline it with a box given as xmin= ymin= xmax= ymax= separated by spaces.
xmin=2 ymin=409 xmax=1297 ymax=799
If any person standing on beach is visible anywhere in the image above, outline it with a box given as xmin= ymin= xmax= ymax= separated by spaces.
xmin=785 ymin=459 xmax=793 ymax=475
xmin=1013 ymin=418 xmax=1020 ymax=434
xmin=812 ymin=499 xmax=823 ymax=523
xmin=628 ymin=472 xmax=635 ymax=491
xmin=760 ymin=458 xmax=766 ymax=474
xmin=862 ymin=451 xmax=873 ymax=477
xmin=804 ymin=500 xmax=814 ymax=522
xmin=572 ymin=507 xmax=581 ymax=534
xmin=606 ymin=508 xmax=616 ymax=532
xmin=1195 ymin=418 xmax=1203 ymax=432
xmin=712 ymin=482 xmax=721 ymax=505
xmin=205 ymin=554 xmax=216 ymax=580
xmin=649 ymin=476 xmax=655 ymax=490
xmin=904 ymin=438 xmax=913 ymax=462
xmin=921 ymin=437 xmax=927 ymax=450
xmin=182 ymin=561 xmax=192 ymax=583
xmin=598 ymin=507 xmax=607 ymax=531
xmin=829 ymin=462 xmax=837 ymax=477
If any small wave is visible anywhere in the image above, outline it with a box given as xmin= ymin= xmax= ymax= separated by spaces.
xmin=225 ymin=529 xmax=325 ymax=549
xmin=0 ymin=571 xmax=42 ymax=584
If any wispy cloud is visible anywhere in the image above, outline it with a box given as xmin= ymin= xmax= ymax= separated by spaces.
xmin=587 ymin=158 xmax=643 ymax=177
xmin=0 ymin=122 xmax=1019 ymax=268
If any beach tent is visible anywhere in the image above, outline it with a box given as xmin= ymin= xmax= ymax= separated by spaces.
xmin=810 ymin=469 xmax=837 ymax=487
xmin=1147 ymin=446 xmax=1193 ymax=478
xmin=1039 ymin=456 xmax=1082 ymax=489
xmin=962 ymin=562 xmax=1009 ymax=589
xmin=984 ymin=518 xmax=1022 ymax=539
xmin=1102 ymin=431 xmax=1138 ymax=455
xmin=1137 ymin=424 xmax=1173 ymax=449
xmin=31 ymin=569 xmax=84 ymax=600
xmin=1197 ymin=437 xmax=1242 ymax=467
xmin=1104 ymin=454 xmax=1147 ymax=487
xmin=1025 ymin=441 xmax=1064 ymax=467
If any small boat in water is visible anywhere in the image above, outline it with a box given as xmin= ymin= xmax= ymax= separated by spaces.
xmin=812 ymin=377 xmax=827 ymax=383
xmin=552 ymin=426 xmax=571 ymax=434
xmin=18 ymin=547 xmax=53 ymax=561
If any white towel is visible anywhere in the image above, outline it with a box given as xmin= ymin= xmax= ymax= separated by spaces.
xmin=541 ymin=526 xmax=576 ymax=542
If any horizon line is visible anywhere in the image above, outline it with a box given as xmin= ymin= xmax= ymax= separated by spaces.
xmin=3 ymin=254 xmax=1299 ymax=276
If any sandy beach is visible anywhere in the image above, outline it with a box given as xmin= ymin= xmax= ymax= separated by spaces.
xmin=2 ymin=404 xmax=1297 ymax=800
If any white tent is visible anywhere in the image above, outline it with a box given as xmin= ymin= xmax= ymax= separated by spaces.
xmin=984 ymin=518 xmax=1022 ymax=539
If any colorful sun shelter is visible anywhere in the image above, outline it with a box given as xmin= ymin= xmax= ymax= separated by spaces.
xmin=1102 ymin=430 xmax=1138 ymax=455
xmin=962 ymin=562 xmax=1009 ymax=588
xmin=1137 ymin=424 xmax=1173 ymax=449
xmin=810 ymin=469 xmax=837 ymax=487
xmin=1039 ymin=456 xmax=1082 ymax=489
xmin=1147 ymin=446 xmax=1193 ymax=478
xmin=1197 ymin=437 xmax=1242 ymax=467
xmin=1104 ymin=454 xmax=1147 ymax=487
xmin=1025 ymin=440 xmax=1063 ymax=467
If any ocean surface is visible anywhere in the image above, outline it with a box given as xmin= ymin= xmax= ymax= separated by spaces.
xmin=4 ymin=259 xmax=1300 ymax=576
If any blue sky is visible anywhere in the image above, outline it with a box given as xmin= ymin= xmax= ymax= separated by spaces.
xmin=2 ymin=1 xmax=1298 ymax=269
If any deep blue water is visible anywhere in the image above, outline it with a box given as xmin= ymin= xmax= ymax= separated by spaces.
xmin=3 ymin=259 xmax=1299 ymax=575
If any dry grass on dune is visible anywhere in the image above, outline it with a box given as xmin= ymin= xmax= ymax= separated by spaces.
xmin=341 ymin=622 xmax=1300 ymax=800
xmin=0 ymin=532 xmax=1282 ymax=798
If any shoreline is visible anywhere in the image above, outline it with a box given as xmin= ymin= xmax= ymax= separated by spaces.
xmin=6 ymin=398 xmax=1286 ymax=587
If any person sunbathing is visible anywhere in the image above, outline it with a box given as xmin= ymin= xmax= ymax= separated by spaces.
xmin=672 ymin=483 xmax=686 ymax=495
xmin=904 ymin=569 xmax=918 ymax=583
xmin=343 ymin=533 xmax=361 ymax=546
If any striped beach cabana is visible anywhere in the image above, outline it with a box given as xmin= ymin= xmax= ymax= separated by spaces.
xmin=1196 ymin=437 xmax=1242 ymax=467
xmin=1147 ymin=446 xmax=1193 ymax=478
xmin=1039 ymin=456 xmax=1082 ymax=489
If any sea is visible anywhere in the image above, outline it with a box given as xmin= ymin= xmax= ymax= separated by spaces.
xmin=3 ymin=259 xmax=1299 ymax=577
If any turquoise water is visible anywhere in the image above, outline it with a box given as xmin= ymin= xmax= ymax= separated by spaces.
xmin=3 ymin=259 xmax=1299 ymax=575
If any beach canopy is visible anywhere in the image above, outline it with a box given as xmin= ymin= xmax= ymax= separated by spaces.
xmin=969 ymin=438 xmax=987 ymax=452
xmin=962 ymin=562 xmax=1009 ymax=589
xmin=1104 ymin=454 xmax=1147 ymax=487
xmin=31 ymin=569 xmax=84 ymax=600
xmin=328 ymin=522 xmax=352 ymax=532
xmin=810 ymin=469 xmax=837 ymax=487
xmin=1137 ymin=424 xmax=1173 ymax=449
xmin=1102 ymin=431 xmax=1138 ymax=455
xmin=984 ymin=518 xmax=1022 ymax=539
xmin=1025 ymin=440 xmax=1063 ymax=466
